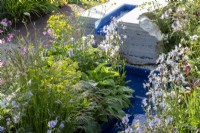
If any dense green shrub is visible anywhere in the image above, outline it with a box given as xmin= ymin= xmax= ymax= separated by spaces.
xmin=144 ymin=0 xmax=200 ymax=52
xmin=0 ymin=12 xmax=133 ymax=132
xmin=0 ymin=0 xmax=55 ymax=22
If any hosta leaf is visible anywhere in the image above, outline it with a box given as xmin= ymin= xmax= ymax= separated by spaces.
xmin=98 ymin=79 xmax=115 ymax=87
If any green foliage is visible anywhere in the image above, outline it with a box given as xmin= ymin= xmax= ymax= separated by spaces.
xmin=145 ymin=0 xmax=200 ymax=53
xmin=49 ymin=0 xmax=68 ymax=7
xmin=0 ymin=44 xmax=98 ymax=132
xmin=46 ymin=14 xmax=75 ymax=42
xmin=163 ymin=86 xmax=200 ymax=132
xmin=0 ymin=0 xmax=55 ymax=22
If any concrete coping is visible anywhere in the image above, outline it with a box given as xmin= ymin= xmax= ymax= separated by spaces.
xmin=81 ymin=0 xmax=168 ymax=25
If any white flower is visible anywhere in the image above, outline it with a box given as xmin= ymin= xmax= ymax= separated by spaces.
xmin=68 ymin=48 xmax=73 ymax=57
xmin=122 ymin=114 xmax=130 ymax=124
xmin=122 ymin=25 xmax=126 ymax=30
xmin=125 ymin=126 xmax=133 ymax=133
xmin=13 ymin=113 xmax=21 ymax=124
xmin=149 ymin=119 xmax=155 ymax=129
xmin=0 ymin=39 xmax=4 ymax=44
xmin=82 ymin=36 xmax=87 ymax=41
xmin=123 ymin=35 xmax=127 ymax=39
xmin=24 ymin=12 xmax=31 ymax=17
xmin=99 ymin=44 xmax=106 ymax=50
xmin=136 ymin=127 xmax=143 ymax=133
xmin=165 ymin=116 xmax=173 ymax=125
xmin=190 ymin=35 xmax=198 ymax=41
xmin=6 ymin=118 xmax=11 ymax=126
xmin=70 ymin=37 xmax=74 ymax=42
xmin=172 ymin=20 xmax=182 ymax=31
xmin=142 ymin=98 xmax=147 ymax=107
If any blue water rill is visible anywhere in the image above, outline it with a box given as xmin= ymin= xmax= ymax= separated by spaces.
xmin=95 ymin=4 xmax=136 ymax=35
xmin=102 ymin=66 xmax=150 ymax=133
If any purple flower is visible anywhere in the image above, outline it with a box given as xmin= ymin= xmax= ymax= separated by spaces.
xmin=0 ymin=60 xmax=4 ymax=67
xmin=29 ymin=91 xmax=33 ymax=97
xmin=47 ymin=130 xmax=51 ymax=133
xmin=1 ymin=18 xmax=8 ymax=22
xmin=6 ymin=33 xmax=14 ymax=42
xmin=48 ymin=118 xmax=58 ymax=128
xmin=11 ymin=100 xmax=19 ymax=108
xmin=19 ymin=47 xmax=27 ymax=56
xmin=47 ymin=28 xmax=56 ymax=38
xmin=8 ymin=20 xmax=12 ymax=26
xmin=0 ymin=21 xmax=7 ymax=27
xmin=59 ymin=122 xmax=64 ymax=129
xmin=43 ymin=31 xmax=47 ymax=35
xmin=0 ymin=126 xmax=4 ymax=132
xmin=0 ymin=29 xmax=3 ymax=34
xmin=0 ymin=99 xmax=7 ymax=108
xmin=47 ymin=28 xmax=54 ymax=35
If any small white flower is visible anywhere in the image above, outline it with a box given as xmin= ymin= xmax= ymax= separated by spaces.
xmin=70 ymin=37 xmax=74 ymax=42
xmin=24 ymin=12 xmax=30 ymax=17
xmin=122 ymin=25 xmax=126 ymax=30
xmin=190 ymin=35 xmax=198 ymax=41
xmin=6 ymin=118 xmax=11 ymax=126
xmin=142 ymin=98 xmax=147 ymax=107
xmin=99 ymin=44 xmax=106 ymax=51
xmin=123 ymin=35 xmax=127 ymax=39
xmin=172 ymin=20 xmax=182 ymax=31
xmin=82 ymin=36 xmax=87 ymax=41
xmin=122 ymin=114 xmax=130 ymax=124
xmin=125 ymin=126 xmax=133 ymax=133
xmin=149 ymin=119 xmax=155 ymax=129
xmin=165 ymin=116 xmax=173 ymax=125
xmin=13 ymin=113 xmax=20 ymax=124
xmin=68 ymin=48 xmax=73 ymax=57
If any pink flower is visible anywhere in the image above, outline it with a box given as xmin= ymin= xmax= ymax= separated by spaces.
xmin=6 ymin=33 xmax=14 ymax=42
xmin=0 ymin=18 xmax=12 ymax=27
xmin=0 ymin=21 xmax=7 ymax=27
xmin=47 ymin=28 xmax=54 ymax=35
xmin=43 ymin=31 xmax=47 ymax=35
xmin=19 ymin=47 xmax=27 ymax=56
xmin=1 ymin=18 xmax=8 ymax=22
xmin=0 ymin=29 xmax=3 ymax=34
xmin=183 ymin=63 xmax=191 ymax=75
xmin=0 ymin=60 xmax=4 ymax=67
xmin=8 ymin=21 xmax=12 ymax=26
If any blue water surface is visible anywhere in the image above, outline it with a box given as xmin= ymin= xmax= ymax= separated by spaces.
xmin=102 ymin=66 xmax=150 ymax=133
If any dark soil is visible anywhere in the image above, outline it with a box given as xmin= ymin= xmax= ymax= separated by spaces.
xmin=14 ymin=4 xmax=85 ymax=44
